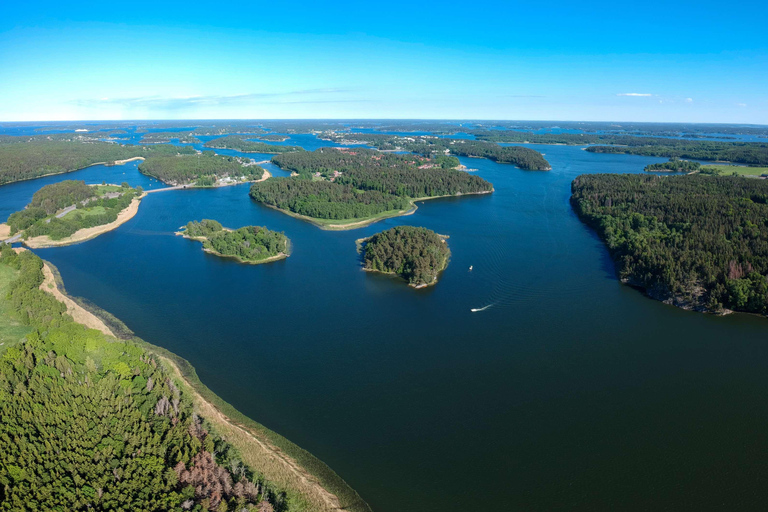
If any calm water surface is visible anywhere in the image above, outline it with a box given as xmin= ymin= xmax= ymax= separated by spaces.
xmin=5 ymin=140 xmax=768 ymax=511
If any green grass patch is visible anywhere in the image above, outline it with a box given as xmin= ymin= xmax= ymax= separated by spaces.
xmin=93 ymin=185 xmax=123 ymax=195
xmin=700 ymin=165 xmax=768 ymax=176
xmin=63 ymin=205 xmax=107 ymax=219
xmin=0 ymin=264 xmax=32 ymax=354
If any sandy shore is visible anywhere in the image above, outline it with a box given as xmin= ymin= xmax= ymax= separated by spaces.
xmin=0 ymin=223 xmax=10 ymax=238
xmin=38 ymin=259 xmax=115 ymax=336
xmin=111 ymin=156 xmax=145 ymax=165
xmin=23 ymin=193 xmax=145 ymax=248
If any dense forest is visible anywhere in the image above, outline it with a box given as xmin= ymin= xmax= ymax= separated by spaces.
xmin=255 ymin=135 xmax=290 ymax=142
xmin=138 ymin=151 xmax=262 ymax=186
xmin=361 ymin=226 xmax=451 ymax=287
xmin=250 ymin=179 xmax=410 ymax=220
xmin=204 ymin=136 xmax=304 ymax=154
xmin=0 ymin=247 xmax=286 ymax=511
xmin=644 ymin=158 xmax=701 ymax=173
xmin=6 ymin=181 xmax=142 ymax=240
xmin=181 ymin=220 xmax=290 ymax=263
xmin=323 ymin=133 xmax=551 ymax=170
xmin=585 ymin=139 xmax=768 ymax=166
xmin=0 ymin=139 xmax=196 ymax=185
xmin=252 ymin=148 xmax=492 ymax=221
xmin=571 ymin=174 xmax=768 ymax=314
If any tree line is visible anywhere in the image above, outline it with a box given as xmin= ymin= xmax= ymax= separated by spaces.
xmin=644 ymin=158 xmax=702 ymax=173
xmin=362 ymin=226 xmax=450 ymax=287
xmin=0 ymin=246 xmax=288 ymax=511
xmin=571 ymin=174 xmax=768 ymax=314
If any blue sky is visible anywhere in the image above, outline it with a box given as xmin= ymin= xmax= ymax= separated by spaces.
xmin=1 ymin=0 xmax=766 ymax=123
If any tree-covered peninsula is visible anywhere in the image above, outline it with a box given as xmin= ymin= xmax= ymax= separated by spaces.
xmin=360 ymin=226 xmax=450 ymax=288
xmin=323 ymin=133 xmax=552 ymax=171
xmin=0 ymin=137 xmax=196 ymax=185
xmin=5 ymin=180 xmax=144 ymax=246
xmin=179 ymin=219 xmax=290 ymax=264
xmin=138 ymin=151 xmax=265 ymax=186
xmin=250 ymin=148 xmax=493 ymax=228
xmin=0 ymin=247 xmax=289 ymax=512
xmin=571 ymin=174 xmax=768 ymax=315
xmin=203 ymin=135 xmax=304 ymax=154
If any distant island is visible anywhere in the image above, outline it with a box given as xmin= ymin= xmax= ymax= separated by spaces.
xmin=138 ymin=151 xmax=267 ymax=186
xmin=255 ymin=134 xmax=291 ymax=142
xmin=178 ymin=219 xmax=290 ymax=264
xmin=139 ymin=131 xmax=201 ymax=144
xmin=359 ymin=226 xmax=450 ymax=288
xmin=0 ymin=137 xmax=196 ymax=185
xmin=250 ymin=147 xmax=493 ymax=229
xmin=203 ymin=135 xmax=304 ymax=154
xmin=586 ymin=139 xmax=768 ymax=166
xmin=3 ymin=180 xmax=144 ymax=248
xmin=571 ymin=173 xmax=768 ymax=315
xmin=322 ymin=132 xmax=552 ymax=170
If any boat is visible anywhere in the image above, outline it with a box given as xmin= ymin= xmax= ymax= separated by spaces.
xmin=469 ymin=265 xmax=473 ymax=271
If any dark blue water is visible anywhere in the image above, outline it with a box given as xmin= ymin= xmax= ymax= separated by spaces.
xmin=4 ymin=140 xmax=768 ymax=511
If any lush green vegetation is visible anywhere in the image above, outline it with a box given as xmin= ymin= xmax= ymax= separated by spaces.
xmin=699 ymin=165 xmax=768 ymax=177
xmin=0 ymin=246 xmax=289 ymax=511
xmin=325 ymin=133 xmax=551 ymax=170
xmin=6 ymin=180 xmax=142 ymax=240
xmin=644 ymin=158 xmax=701 ymax=173
xmin=0 ymin=263 xmax=31 ymax=353
xmin=361 ymin=226 xmax=450 ymax=287
xmin=571 ymin=174 xmax=768 ymax=314
xmin=204 ymin=136 xmax=304 ymax=154
xmin=250 ymin=179 xmax=410 ymax=221
xmin=255 ymin=135 xmax=290 ymax=142
xmin=585 ymin=139 xmax=768 ymax=166
xmin=0 ymin=139 xmax=196 ymax=185
xmin=181 ymin=220 xmax=290 ymax=263
xmin=251 ymin=148 xmax=492 ymax=223
xmin=139 ymin=151 xmax=263 ymax=186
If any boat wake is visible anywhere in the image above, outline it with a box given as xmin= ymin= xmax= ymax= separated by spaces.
xmin=470 ymin=303 xmax=494 ymax=313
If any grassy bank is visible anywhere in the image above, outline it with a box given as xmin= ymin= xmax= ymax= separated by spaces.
xmin=0 ymin=263 xmax=31 ymax=354
xmin=700 ymin=165 xmax=768 ymax=176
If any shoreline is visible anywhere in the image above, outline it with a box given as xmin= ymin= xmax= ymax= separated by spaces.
xmin=257 ymin=189 xmax=493 ymax=231
xmin=22 ymin=193 xmax=146 ymax=248
xmin=30 ymin=253 xmax=366 ymax=512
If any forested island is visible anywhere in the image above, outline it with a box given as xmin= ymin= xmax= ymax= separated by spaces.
xmin=250 ymin=148 xmax=493 ymax=228
xmin=0 ymin=138 xmax=196 ymax=185
xmin=204 ymin=135 xmax=304 ymax=154
xmin=256 ymin=134 xmax=291 ymax=142
xmin=571 ymin=174 xmax=768 ymax=315
xmin=4 ymin=180 xmax=144 ymax=247
xmin=139 ymin=151 xmax=266 ymax=186
xmin=359 ymin=226 xmax=450 ymax=288
xmin=0 ymin=246 xmax=370 ymax=512
xmin=179 ymin=219 xmax=290 ymax=264
xmin=323 ymin=133 xmax=551 ymax=170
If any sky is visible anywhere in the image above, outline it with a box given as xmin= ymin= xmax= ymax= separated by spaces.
xmin=0 ymin=0 xmax=766 ymax=123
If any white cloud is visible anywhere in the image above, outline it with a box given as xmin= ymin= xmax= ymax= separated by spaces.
xmin=736 ymin=103 xmax=747 ymax=107
xmin=616 ymin=93 xmax=652 ymax=97
xmin=685 ymin=98 xmax=693 ymax=103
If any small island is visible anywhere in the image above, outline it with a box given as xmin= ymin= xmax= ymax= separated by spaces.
xmin=203 ymin=135 xmax=304 ymax=154
xmin=5 ymin=180 xmax=144 ymax=248
xmin=178 ymin=219 xmax=290 ymax=264
xmin=359 ymin=226 xmax=450 ymax=288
